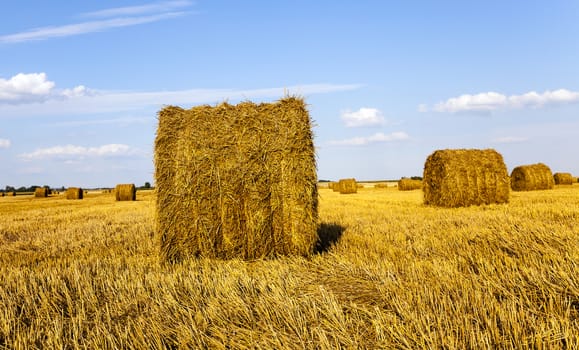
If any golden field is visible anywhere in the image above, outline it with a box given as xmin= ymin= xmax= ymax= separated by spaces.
xmin=1 ymin=186 xmax=578 ymax=348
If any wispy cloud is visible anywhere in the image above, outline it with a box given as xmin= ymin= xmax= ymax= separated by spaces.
xmin=81 ymin=0 xmax=192 ymax=18
xmin=420 ymin=89 xmax=579 ymax=113
xmin=0 ymin=78 xmax=362 ymax=117
xmin=19 ymin=144 xmax=142 ymax=160
xmin=0 ymin=1 xmax=192 ymax=44
xmin=328 ymin=131 xmax=409 ymax=146
xmin=491 ymin=136 xmax=528 ymax=144
xmin=0 ymin=138 xmax=11 ymax=149
xmin=48 ymin=116 xmax=153 ymax=127
xmin=341 ymin=108 xmax=385 ymax=127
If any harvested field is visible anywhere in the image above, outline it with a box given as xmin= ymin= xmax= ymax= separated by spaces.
xmin=0 ymin=187 xmax=578 ymax=348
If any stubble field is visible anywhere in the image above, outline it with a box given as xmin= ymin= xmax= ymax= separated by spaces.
xmin=1 ymin=185 xmax=578 ymax=348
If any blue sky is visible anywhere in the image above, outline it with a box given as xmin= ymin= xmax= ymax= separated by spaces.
xmin=1 ymin=1 xmax=579 ymax=188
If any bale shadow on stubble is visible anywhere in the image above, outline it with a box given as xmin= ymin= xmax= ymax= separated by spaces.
xmin=315 ymin=222 xmax=346 ymax=254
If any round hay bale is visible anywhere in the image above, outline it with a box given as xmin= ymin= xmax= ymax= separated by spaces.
xmin=66 ymin=187 xmax=83 ymax=200
xmin=115 ymin=184 xmax=136 ymax=201
xmin=553 ymin=172 xmax=574 ymax=185
xmin=374 ymin=183 xmax=388 ymax=189
xmin=155 ymin=97 xmax=318 ymax=262
xmin=398 ymin=178 xmax=422 ymax=191
xmin=34 ymin=188 xmax=48 ymax=198
xmin=338 ymin=178 xmax=357 ymax=194
xmin=510 ymin=163 xmax=554 ymax=191
xmin=423 ymin=149 xmax=510 ymax=207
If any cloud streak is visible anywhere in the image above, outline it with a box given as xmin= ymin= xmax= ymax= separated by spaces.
xmin=19 ymin=144 xmax=142 ymax=160
xmin=421 ymin=89 xmax=579 ymax=113
xmin=328 ymin=131 xmax=409 ymax=146
xmin=0 ymin=79 xmax=362 ymax=117
xmin=491 ymin=136 xmax=528 ymax=144
xmin=80 ymin=0 xmax=192 ymax=18
xmin=0 ymin=1 xmax=192 ymax=44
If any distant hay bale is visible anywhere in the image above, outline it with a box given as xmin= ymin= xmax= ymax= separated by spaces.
xmin=155 ymin=97 xmax=318 ymax=262
xmin=338 ymin=178 xmax=357 ymax=194
xmin=66 ymin=187 xmax=83 ymax=200
xmin=331 ymin=182 xmax=340 ymax=192
xmin=398 ymin=178 xmax=422 ymax=191
xmin=34 ymin=188 xmax=48 ymax=198
xmin=356 ymin=183 xmax=364 ymax=189
xmin=423 ymin=149 xmax=510 ymax=207
xmin=510 ymin=163 xmax=554 ymax=191
xmin=115 ymin=184 xmax=136 ymax=201
xmin=553 ymin=172 xmax=574 ymax=185
xmin=374 ymin=183 xmax=388 ymax=189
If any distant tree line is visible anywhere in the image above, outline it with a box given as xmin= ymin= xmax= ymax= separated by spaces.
xmin=2 ymin=182 xmax=153 ymax=193
xmin=3 ymin=185 xmax=58 ymax=193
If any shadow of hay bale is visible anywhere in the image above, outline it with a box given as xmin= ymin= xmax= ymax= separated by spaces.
xmin=315 ymin=222 xmax=345 ymax=254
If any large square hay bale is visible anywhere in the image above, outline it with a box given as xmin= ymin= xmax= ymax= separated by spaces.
xmin=155 ymin=97 xmax=318 ymax=262
xmin=510 ymin=163 xmax=554 ymax=191
xmin=115 ymin=184 xmax=136 ymax=201
xmin=34 ymin=187 xmax=48 ymax=198
xmin=553 ymin=172 xmax=573 ymax=185
xmin=66 ymin=187 xmax=83 ymax=200
xmin=423 ymin=149 xmax=510 ymax=207
xmin=398 ymin=178 xmax=422 ymax=191
xmin=338 ymin=178 xmax=357 ymax=194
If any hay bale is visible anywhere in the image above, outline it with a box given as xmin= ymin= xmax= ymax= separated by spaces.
xmin=34 ymin=188 xmax=48 ymax=198
xmin=553 ymin=172 xmax=574 ymax=185
xmin=338 ymin=178 xmax=357 ymax=194
xmin=374 ymin=183 xmax=388 ymax=189
xmin=155 ymin=97 xmax=318 ymax=262
xmin=398 ymin=178 xmax=422 ymax=191
xmin=510 ymin=163 xmax=554 ymax=191
xmin=423 ymin=149 xmax=510 ymax=207
xmin=331 ymin=182 xmax=340 ymax=192
xmin=115 ymin=184 xmax=136 ymax=201
xmin=66 ymin=187 xmax=83 ymax=200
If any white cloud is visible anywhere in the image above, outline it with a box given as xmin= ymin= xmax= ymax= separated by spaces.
xmin=0 ymin=82 xmax=362 ymax=117
xmin=19 ymin=144 xmax=141 ymax=160
xmin=491 ymin=136 xmax=528 ymax=144
xmin=0 ymin=73 xmax=89 ymax=105
xmin=0 ymin=138 xmax=11 ymax=148
xmin=328 ymin=131 xmax=409 ymax=146
xmin=0 ymin=1 xmax=192 ymax=44
xmin=341 ymin=108 xmax=385 ymax=127
xmin=422 ymin=89 xmax=579 ymax=113
xmin=433 ymin=92 xmax=507 ymax=113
